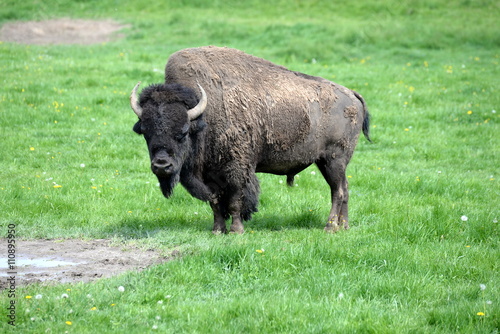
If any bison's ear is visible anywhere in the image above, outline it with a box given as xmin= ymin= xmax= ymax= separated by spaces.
xmin=190 ymin=117 xmax=207 ymax=134
xmin=133 ymin=121 xmax=143 ymax=135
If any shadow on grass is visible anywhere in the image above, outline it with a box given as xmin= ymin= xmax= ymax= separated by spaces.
xmin=100 ymin=216 xmax=203 ymax=239
xmin=248 ymin=211 xmax=325 ymax=231
xmin=102 ymin=211 xmax=325 ymax=238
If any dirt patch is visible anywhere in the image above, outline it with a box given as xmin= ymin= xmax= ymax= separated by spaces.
xmin=0 ymin=18 xmax=129 ymax=45
xmin=1 ymin=239 xmax=171 ymax=288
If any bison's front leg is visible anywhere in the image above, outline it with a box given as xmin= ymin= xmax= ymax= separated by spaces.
xmin=209 ymin=198 xmax=244 ymax=234
xmin=228 ymin=190 xmax=245 ymax=234
xmin=210 ymin=202 xmax=227 ymax=234
xmin=229 ymin=215 xmax=244 ymax=234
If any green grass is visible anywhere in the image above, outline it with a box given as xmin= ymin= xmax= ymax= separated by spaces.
xmin=1 ymin=0 xmax=499 ymax=332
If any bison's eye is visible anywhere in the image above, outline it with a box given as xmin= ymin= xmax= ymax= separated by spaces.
xmin=175 ymin=131 xmax=188 ymax=142
xmin=175 ymin=123 xmax=190 ymax=142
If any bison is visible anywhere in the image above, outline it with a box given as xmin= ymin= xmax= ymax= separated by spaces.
xmin=130 ymin=46 xmax=370 ymax=234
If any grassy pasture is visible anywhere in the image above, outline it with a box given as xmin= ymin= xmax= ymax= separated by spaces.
xmin=0 ymin=0 xmax=499 ymax=332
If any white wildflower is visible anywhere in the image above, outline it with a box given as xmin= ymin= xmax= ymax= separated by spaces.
xmin=118 ymin=286 xmax=125 ymax=292
xmin=480 ymin=284 xmax=486 ymax=291
xmin=461 ymin=215 xmax=468 ymax=222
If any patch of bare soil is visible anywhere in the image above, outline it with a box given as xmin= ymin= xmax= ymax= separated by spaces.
xmin=0 ymin=18 xmax=129 ymax=45
xmin=1 ymin=239 xmax=170 ymax=288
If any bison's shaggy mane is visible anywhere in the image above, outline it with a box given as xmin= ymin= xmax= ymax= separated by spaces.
xmin=139 ymin=83 xmax=199 ymax=110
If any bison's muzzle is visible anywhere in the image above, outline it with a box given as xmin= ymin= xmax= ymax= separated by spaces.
xmin=151 ymin=152 xmax=175 ymax=177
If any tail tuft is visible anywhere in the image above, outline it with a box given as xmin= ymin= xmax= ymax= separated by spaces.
xmin=362 ymin=110 xmax=371 ymax=142
xmin=353 ymin=91 xmax=372 ymax=143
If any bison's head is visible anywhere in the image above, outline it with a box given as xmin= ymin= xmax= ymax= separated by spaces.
xmin=130 ymin=82 xmax=207 ymax=197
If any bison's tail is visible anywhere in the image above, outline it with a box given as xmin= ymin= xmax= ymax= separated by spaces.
xmin=362 ymin=111 xmax=371 ymax=142
xmin=354 ymin=91 xmax=372 ymax=143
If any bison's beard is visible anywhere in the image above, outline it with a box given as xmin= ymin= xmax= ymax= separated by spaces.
xmin=157 ymin=173 xmax=180 ymax=198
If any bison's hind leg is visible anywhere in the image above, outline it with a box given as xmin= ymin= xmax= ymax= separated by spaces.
xmin=285 ymin=164 xmax=313 ymax=187
xmin=316 ymin=157 xmax=350 ymax=233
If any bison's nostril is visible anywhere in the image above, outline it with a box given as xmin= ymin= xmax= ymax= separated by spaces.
xmin=152 ymin=159 xmax=173 ymax=175
xmin=155 ymin=161 xmax=172 ymax=168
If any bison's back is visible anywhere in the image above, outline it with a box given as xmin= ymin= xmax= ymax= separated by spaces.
xmin=164 ymin=46 xmax=340 ymax=152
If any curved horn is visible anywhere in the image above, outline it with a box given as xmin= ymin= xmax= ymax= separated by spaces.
xmin=130 ymin=81 xmax=143 ymax=118
xmin=187 ymin=83 xmax=207 ymax=121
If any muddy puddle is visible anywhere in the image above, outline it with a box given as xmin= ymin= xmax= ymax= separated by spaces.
xmin=1 ymin=239 xmax=169 ymax=287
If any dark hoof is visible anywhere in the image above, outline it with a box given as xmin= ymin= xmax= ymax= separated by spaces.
xmin=229 ymin=223 xmax=245 ymax=234
xmin=324 ymin=222 xmax=340 ymax=233
xmin=212 ymin=225 xmax=227 ymax=235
